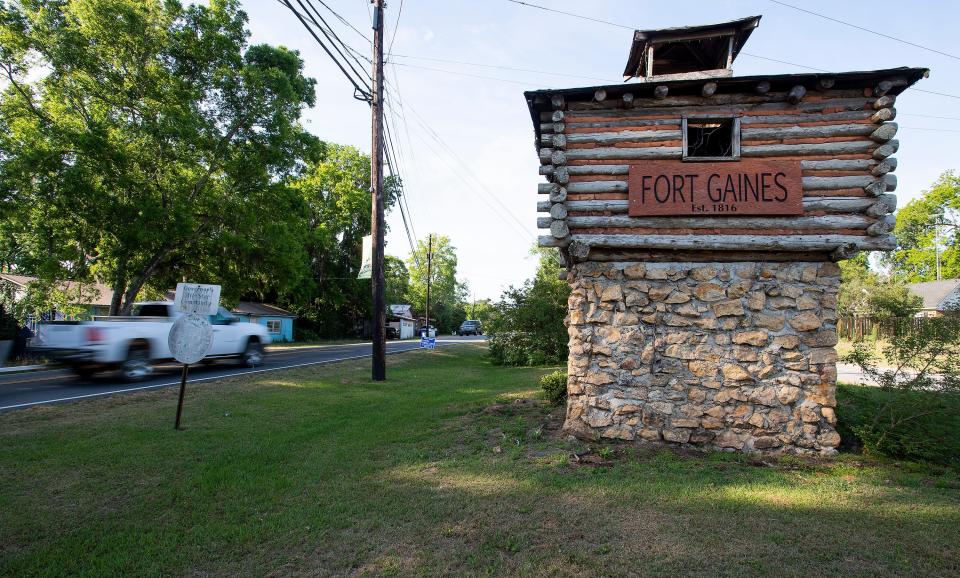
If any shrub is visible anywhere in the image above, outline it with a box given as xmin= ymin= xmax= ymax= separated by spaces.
xmin=539 ymin=370 xmax=568 ymax=406
xmin=486 ymin=249 xmax=569 ymax=367
xmin=842 ymin=317 xmax=960 ymax=467
xmin=0 ymin=305 xmax=16 ymax=341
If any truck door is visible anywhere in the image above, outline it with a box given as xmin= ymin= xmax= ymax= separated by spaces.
xmin=208 ymin=307 xmax=239 ymax=355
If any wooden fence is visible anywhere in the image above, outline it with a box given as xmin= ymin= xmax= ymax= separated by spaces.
xmin=837 ymin=315 xmax=959 ymax=341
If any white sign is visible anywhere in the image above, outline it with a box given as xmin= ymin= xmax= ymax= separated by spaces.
xmin=168 ymin=314 xmax=213 ymax=364
xmin=358 ymin=235 xmax=372 ymax=279
xmin=174 ymin=283 xmax=221 ymax=315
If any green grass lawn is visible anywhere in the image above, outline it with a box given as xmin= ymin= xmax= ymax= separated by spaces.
xmin=1 ymin=344 xmax=958 ymax=577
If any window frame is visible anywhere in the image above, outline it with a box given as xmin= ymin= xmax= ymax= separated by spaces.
xmin=266 ymin=319 xmax=282 ymax=334
xmin=681 ymin=115 xmax=741 ymax=162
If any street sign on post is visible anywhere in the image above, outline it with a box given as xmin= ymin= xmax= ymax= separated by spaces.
xmin=170 ymin=283 xmax=220 ymax=429
xmin=173 ymin=283 xmax=221 ymax=316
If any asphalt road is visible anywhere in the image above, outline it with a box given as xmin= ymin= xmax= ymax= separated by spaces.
xmin=0 ymin=336 xmax=485 ymax=411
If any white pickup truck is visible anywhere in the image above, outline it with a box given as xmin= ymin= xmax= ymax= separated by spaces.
xmin=31 ymin=301 xmax=271 ymax=381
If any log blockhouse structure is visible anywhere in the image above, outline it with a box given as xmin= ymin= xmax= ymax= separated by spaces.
xmin=524 ymin=16 xmax=928 ymax=454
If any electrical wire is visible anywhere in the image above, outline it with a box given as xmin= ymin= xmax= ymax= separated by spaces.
xmin=386 ymin=0 xmax=403 ymax=58
xmin=502 ymin=0 xmax=960 ymax=100
xmin=295 ymin=0 xmax=371 ymax=88
xmin=389 ymin=53 xmax=611 ymax=82
xmin=503 ymin=0 xmax=632 ymax=30
xmin=279 ymin=0 xmax=371 ymax=100
xmin=389 ymin=61 xmax=534 ymax=86
xmin=768 ymin=0 xmax=960 ymax=62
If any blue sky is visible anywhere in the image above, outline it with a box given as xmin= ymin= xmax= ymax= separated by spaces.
xmin=242 ymin=0 xmax=960 ymax=300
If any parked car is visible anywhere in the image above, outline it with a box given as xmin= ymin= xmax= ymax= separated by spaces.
xmin=31 ymin=301 xmax=271 ymax=381
xmin=385 ymin=326 xmax=400 ymax=339
xmin=419 ymin=325 xmax=436 ymax=338
xmin=457 ymin=320 xmax=483 ymax=336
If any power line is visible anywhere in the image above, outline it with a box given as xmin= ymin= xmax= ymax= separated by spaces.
xmin=390 ymin=53 xmax=611 ymax=82
xmin=388 ymin=86 xmax=534 ymax=242
xmin=389 ymin=61 xmax=533 ymax=85
xmin=312 ymin=0 xmax=371 ymax=43
xmin=503 ymin=0 xmax=632 ymax=30
xmin=386 ymin=0 xmax=403 ymax=58
xmin=296 ymin=0 xmax=370 ymax=86
xmin=279 ymin=0 xmax=371 ymax=100
xmin=502 ymin=0 xmax=960 ymax=101
xmin=768 ymin=0 xmax=960 ymax=62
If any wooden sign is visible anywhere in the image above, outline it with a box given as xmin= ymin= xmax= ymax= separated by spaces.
xmin=628 ymin=160 xmax=803 ymax=216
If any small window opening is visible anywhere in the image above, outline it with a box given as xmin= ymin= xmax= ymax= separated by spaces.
xmin=683 ymin=117 xmax=740 ymax=161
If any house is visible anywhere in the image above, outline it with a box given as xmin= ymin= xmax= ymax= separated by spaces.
xmin=0 ymin=273 xmax=114 ymax=324
xmin=388 ymin=304 xmax=416 ymax=339
xmin=231 ymin=302 xmax=296 ymax=342
xmin=907 ymin=280 xmax=960 ymax=316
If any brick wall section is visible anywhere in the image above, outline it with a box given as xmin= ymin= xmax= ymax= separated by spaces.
xmin=564 ymin=261 xmax=841 ymax=455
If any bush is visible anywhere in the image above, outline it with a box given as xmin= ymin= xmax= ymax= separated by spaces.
xmin=486 ymin=249 xmax=569 ymax=367
xmin=0 ymin=306 xmax=16 ymax=341
xmin=836 ymin=383 xmax=960 ymax=467
xmin=539 ymin=370 xmax=568 ymax=405
xmin=842 ymin=318 xmax=960 ymax=467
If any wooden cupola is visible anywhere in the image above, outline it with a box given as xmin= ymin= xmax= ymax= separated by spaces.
xmin=623 ymin=15 xmax=761 ymax=82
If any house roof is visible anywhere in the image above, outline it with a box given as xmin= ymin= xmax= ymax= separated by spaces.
xmin=389 ymin=304 xmax=414 ymax=319
xmin=232 ymin=302 xmax=295 ymax=318
xmin=907 ymin=280 xmax=960 ymax=310
xmin=0 ymin=273 xmax=115 ymax=307
xmin=623 ymin=15 xmax=762 ymax=78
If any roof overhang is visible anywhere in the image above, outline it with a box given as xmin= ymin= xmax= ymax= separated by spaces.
xmin=623 ymin=15 xmax=762 ymax=79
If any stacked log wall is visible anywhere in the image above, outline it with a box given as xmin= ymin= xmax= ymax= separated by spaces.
xmin=533 ymin=84 xmax=900 ymax=262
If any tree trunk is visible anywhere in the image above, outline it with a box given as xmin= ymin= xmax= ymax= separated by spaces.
xmin=109 ymin=264 xmax=127 ymax=316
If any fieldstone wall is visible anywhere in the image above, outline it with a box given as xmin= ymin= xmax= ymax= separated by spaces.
xmin=564 ymin=261 xmax=841 ymax=455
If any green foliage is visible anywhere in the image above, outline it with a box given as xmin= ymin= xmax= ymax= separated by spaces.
xmin=842 ymin=318 xmax=960 ymax=466
xmin=868 ymin=283 xmax=923 ymax=319
xmin=0 ymin=304 xmax=16 ymax=340
xmin=539 ymin=370 xmax=567 ymax=406
xmin=384 ymin=256 xmax=409 ymax=306
xmin=280 ymin=145 xmax=399 ymax=338
xmin=838 ymin=253 xmax=922 ymax=318
xmin=837 ymin=383 xmax=960 ymax=468
xmin=885 ymin=171 xmax=960 ymax=282
xmin=487 ymin=248 xmax=570 ymax=366
xmin=0 ymin=0 xmax=316 ymax=313
xmin=406 ymin=235 xmax=467 ymax=333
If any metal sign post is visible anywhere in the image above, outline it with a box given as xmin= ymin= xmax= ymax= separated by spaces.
xmin=169 ymin=284 xmax=220 ymax=430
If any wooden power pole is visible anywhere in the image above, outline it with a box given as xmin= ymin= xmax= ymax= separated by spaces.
xmin=370 ymin=0 xmax=386 ymax=380
xmin=426 ymin=234 xmax=433 ymax=336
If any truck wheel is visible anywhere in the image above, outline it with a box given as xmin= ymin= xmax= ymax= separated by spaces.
xmin=240 ymin=340 xmax=264 ymax=367
xmin=121 ymin=343 xmax=153 ymax=382
xmin=71 ymin=366 xmax=95 ymax=380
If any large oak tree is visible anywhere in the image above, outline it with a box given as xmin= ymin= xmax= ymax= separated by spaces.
xmin=0 ymin=0 xmax=316 ymax=313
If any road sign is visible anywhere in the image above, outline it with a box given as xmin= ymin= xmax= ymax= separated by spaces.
xmin=168 ymin=312 xmax=213 ymax=430
xmin=173 ymin=283 xmax=221 ymax=316
xmin=168 ymin=313 xmax=213 ymax=364
xmin=419 ymin=337 xmax=436 ymax=350
xmin=358 ymin=235 xmax=372 ymax=279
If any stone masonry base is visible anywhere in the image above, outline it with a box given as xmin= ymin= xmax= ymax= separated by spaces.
xmin=564 ymin=261 xmax=841 ymax=455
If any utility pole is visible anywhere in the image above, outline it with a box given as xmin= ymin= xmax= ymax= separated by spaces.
xmin=426 ymin=234 xmax=433 ymax=336
xmin=369 ymin=0 xmax=386 ymax=380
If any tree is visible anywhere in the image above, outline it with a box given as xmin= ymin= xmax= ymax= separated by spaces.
xmin=0 ymin=0 xmax=316 ymax=313
xmin=487 ymin=248 xmax=570 ymax=366
xmin=280 ymin=145 xmax=400 ymax=338
xmin=406 ymin=235 xmax=467 ymax=333
xmin=838 ymin=253 xmax=874 ymax=316
xmin=384 ymin=256 xmax=409 ymax=306
xmin=885 ymin=171 xmax=960 ymax=282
